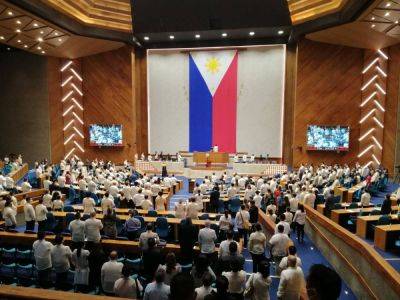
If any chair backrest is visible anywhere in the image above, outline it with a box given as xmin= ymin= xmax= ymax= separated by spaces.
xmin=334 ymin=203 xmax=342 ymax=209
xmin=156 ymin=217 xmax=168 ymax=228
xmin=370 ymin=210 xmax=381 ymax=216
xmin=148 ymin=210 xmax=158 ymax=217
xmin=64 ymin=206 xmax=75 ymax=212
xmin=134 ymin=216 xmax=146 ymax=229
xmin=199 ymin=214 xmax=209 ymax=220
xmin=16 ymin=264 xmax=33 ymax=278
xmin=0 ymin=263 xmax=16 ymax=277
xmin=349 ymin=203 xmax=358 ymax=209
xmin=378 ymin=215 xmax=391 ymax=225
xmin=65 ymin=213 xmax=75 ymax=226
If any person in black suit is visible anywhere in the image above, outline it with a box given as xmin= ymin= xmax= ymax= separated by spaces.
xmin=249 ymin=200 xmax=259 ymax=224
xmin=178 ymin=217 xmax=198 ymax=264
xmin=142 ymin=237 xmax=164 ymax=282
xmin=209 ymin=185 xmax=220 ymax=213
xmin=381 ymin=194 xmax=392 ymax=215
xmin=324 ymin=190 xmax=335 ymax=218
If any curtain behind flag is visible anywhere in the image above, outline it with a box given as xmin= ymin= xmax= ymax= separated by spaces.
xmin=189 ymin=50 xmax=238 ymax=153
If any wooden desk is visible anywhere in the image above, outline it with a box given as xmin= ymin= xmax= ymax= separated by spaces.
xmin=317 ymin=203 xmax=374 ymax=215
xmin=346 ymin=182 xmax=366 ymax=203
xmin=193 ymin=152 xmax=229 ymax=164
xmin=356 ymin=215 xmax=399 ymax=239
xmin=374 ymin=224 xmax=400 ymax=251
xmin=331 ymin=206 xmax=398 ymax=226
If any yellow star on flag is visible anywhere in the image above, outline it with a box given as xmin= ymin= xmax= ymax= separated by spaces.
xmin=205 ymin=57 xmax=220 ymax=74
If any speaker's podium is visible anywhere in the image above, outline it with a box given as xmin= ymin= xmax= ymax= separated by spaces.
xmin=192 ymin=150 xmax=229 ymax=170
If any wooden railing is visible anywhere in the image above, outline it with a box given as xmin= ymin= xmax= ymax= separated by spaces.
xmin=304 ymin=204 xmax=400 ymax=299
xmin=0 ymin=286 xmax=127 ymax=299
xmin=9 ymin=163 xmax=29 ymax=182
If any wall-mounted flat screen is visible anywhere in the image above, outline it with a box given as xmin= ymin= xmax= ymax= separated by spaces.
xmin=307 ymin=125 xmax=349 ymax=151
xmin=89 ymin=124 xmax=123 ymax=147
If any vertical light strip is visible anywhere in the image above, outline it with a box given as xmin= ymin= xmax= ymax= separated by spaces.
xmin=61 ymin=59 xmax=84 ymax=160
xmin=359 ymin=49 xmax=388 ymax=168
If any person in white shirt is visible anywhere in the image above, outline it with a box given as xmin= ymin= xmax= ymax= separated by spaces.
xmin=266 ymin=203 xmax=277 ymax=214
xmin=199 ymin=181 xmax=208 ymax=195
xmin=84 ymin=212 xmax=103 ymax=243
xmin=155 ymin=192 xmax=166 ymax=211
xmin=5 ymin=176 xmax=14 ymax=190
xmin=52 ymin=194 xmax=64 ymax=211
xmin=88 ymin=179 xmax=97 ymax=194
xmin=114 ymin=265 xmax=143 ymax=298
xmin=83 ymin=196 xmax=96 ymax=214
xmin=58 ymin=175 xmax=66 ymax=188
xmin=24 ymin=197 xmax=36 ymax=231
xmin=227 ymin=184 xmax=237 ymax=199
xmin=198 ymin=219 xmax=217 ymax=256
xmin=245 ymin=260 xmax=272 ymax=300
xmin=293 ymin=205 xmax=307 ymax=243
xmin=3 ymin=200 xmax=16 ymax=230
xmin=175 ymin=199 xmax=186 ymax=219
xmin=248 ymin=223 xmax=267 ymax=272
xmin=283 ymin=207 xmax=293 ymax=225
xmin=222 ymin=259 xmax=246 ymax=296
xmin=275 ymin=214 xmax=291 ymax=235
xmin=21 ymin=178 xmax=32 ymax=193
xmin=235 ymin=205 xmax=250 ymax=247
xmin=253 ymin=191 xmax=263 ymax=208
xmin=219 ymin=210 xmax=232 ymax=234
xmin=42 ymin=191 xmax=53 ymax=210
xmin=218 ymin=230 xmax=240 ymax=258
xmin=289 ymin=196 xmax=299 ymax=214
xmin=140 ymin=195 xmax=154 ymax=210
xmin=101 ymin=192 xmax=115 ymax=213
xmin=277 ymin=256 xmax=305 ymax=300
xmin=238 ymin=176 xmax=246 ymax=189
xmin=186 ymin=197 xmax=199 ymax=219
xmin=242 ymin=154 xmax=248 ymax=163
xmin=101 ymin=251 xmax=124 ymax=294
xmin=33 ymin=232 xmax=53 ymax=288
xmin=35 ymin=198 xmax=48 ymax=232
xmin=279 ymin=246 xmax=302 ymax=271
xmin=244 ymin=185 xmax=255 ymax=201
xmin=133 ymin=189 xmax=145 ymax=207
xmin=69 ymin=212 xmax=85 ymax=245
xmin=139 ymin=223 xmax=160 ymax=251
xmin=269 ymin=225 xmax=291 ymax=265
xmin=360 ymin=191 xmax=371 ymax=207
xmin=51 ymin=235 xmax=72 ymax=290
xmin=195 ymin=272 xmax=215 ymax=300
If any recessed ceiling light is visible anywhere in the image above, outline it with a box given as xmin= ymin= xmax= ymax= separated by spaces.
xmin=144 ymin=36 xmax=149 ymax=41
xmin=7 ymin=11 xmax=13 ymax=16
xmin=249 ymin=31 xmax=255 ymax=36
xmin=169 ymin=35 xmax=174 ymax=39
xmin=371 ymin=24 xmax=376 ymax=28
xmin=38 ymin=37 xmax=43 ymax=42
xmin=37 ymin=46 xmax=42 ymax=50
xmin=54 ymin=32 xmax=59 ymax=36
xmin=371 ymin=16 xmax=375 ymax=20
xmin=16 ymin=29 xmax=21 ymax=33
xmin=41 ymin=50 xmax=45 ymax=54
xmin=58 ymin=38 xmax=62 ymax=42
xmin=16 ymin=20 xmax=21 ymax=24
xmin=278 ymin=30 xmax=284 ymax=35
xmin=396 ymin=20 xmax=399 ymax=24
xmin=0 ymin=36 xmax=4 ymax=40
xmin=24 ymin=45 xmax=28 ymax=48
xmin=386 ymin=2 xmax=391 ymax=7
xmin=33 ymin=23 xmax=38 ymax=27
xmin=195 ymin=34 xmax=200 ymax=39
xmin=385 ymin=12 xmax=390 ymax=17
xmin=40 ymin=31 xmax=44 ymax=34
xmin=7 ymin=47 xmax=10 ymax=51
xmin=17 ymin=40 xmax=21 ymax=43
xmin=222 ymin=33 xmax=227 ymax=37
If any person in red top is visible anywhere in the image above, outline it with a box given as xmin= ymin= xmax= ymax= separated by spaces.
xmin=65 ymin=171 xmax=72 ymax=184
xmin=274 ymin=185 xmax=282 ymax=201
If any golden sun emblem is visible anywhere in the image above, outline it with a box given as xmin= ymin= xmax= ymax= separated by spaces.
xmin=205 ymin=57 xmax=220 ymax=74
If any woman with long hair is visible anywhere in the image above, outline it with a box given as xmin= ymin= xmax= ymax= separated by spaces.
xmin=71 ymin=242 xmax=90 ymax=292
xmin=157 ymin=252 xmax=181 ymax=284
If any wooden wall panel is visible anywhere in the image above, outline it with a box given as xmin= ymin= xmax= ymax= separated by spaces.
xmin=383 ymin=45 xmax=400 ymax=174
xmin=47 ymin=57 xmax=64 ymax=163
xmin=293 ymin=39 xmax=363 ymax=167
xmin=81 ymin=46 xmax=135 ymax=163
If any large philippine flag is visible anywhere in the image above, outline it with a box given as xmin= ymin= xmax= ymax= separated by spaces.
xmin=189 ymin=50 xmax=238 ymax=153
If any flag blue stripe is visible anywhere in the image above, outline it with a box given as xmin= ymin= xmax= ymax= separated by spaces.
xmin=189 ymin=55 xmax=212 ymax=152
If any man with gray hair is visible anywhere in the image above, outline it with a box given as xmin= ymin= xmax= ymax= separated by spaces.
xmin=198 ymin=219 xmax=217 ymax=262
xmin=277 ymin=255 xmax=305 ymax=300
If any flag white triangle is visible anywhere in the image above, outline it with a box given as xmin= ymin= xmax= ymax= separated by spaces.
xmin=190 ymin=50 xmax=237 ymax=96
